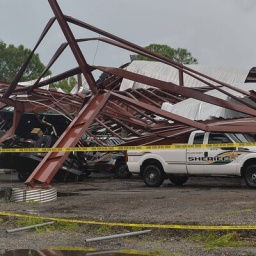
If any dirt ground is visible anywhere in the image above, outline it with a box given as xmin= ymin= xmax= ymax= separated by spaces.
xmin=1 ymin=171 xmax=256 ymax=255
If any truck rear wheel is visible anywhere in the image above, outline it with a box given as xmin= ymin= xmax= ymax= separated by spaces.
xmin=169 ymin=175 xmax=189 ymax=186
xmin=142 ymin=164 xmax=164 ymax=187
xmin=244 ymin=165 xmax=256 ymax=188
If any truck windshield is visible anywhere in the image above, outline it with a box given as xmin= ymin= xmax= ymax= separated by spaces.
xmin=228 ymin=133 xmax=255 ymax=143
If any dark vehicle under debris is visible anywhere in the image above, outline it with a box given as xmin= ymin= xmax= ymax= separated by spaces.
xmin=83 ymin=137 xmax=131 ymax=179
xmin=0 ymin=114 xmax=92 ymax=182
xmin=84 ymin=151 xmax=131 ymax=179
xmin=0 ymin=117 xmax=131 ymax=181
xmin=0 ymin=132 xmax=91 ymax=182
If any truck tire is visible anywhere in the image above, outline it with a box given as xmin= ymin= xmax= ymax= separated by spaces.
xmin=115 ymin=162 xmax=132 ymax=179
xmin=244 ymin=165 xmax=256 ymax=188
xmin=142 ymin=164 xmax=164 ymax=187
xmin=34 ymin=135 xmax=54 ymax=148
xmin=169 ymin=175 xmax=189 ymax=186
xmin=18 ymin=171 xmax=31 ymax=182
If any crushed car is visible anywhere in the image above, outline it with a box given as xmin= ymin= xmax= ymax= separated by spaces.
xmin=83 ymin=136 xmax=131 ymax=179
xmin=0 ymin=116 xmax=131 ymax=181
xmin=0 ymin=117 xmax=90 ymax=182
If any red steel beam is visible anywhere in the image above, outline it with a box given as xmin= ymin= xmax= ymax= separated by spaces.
xmin=96 ymin=66 xmax=256 ymax=117
xmin=48 ymin=0 xmax=97 ymax=94
xmin=110 ymin=92 xmax=207 ymax=131
xmin=25 ymin=92 xmax=111 ymax=187
xmin=122 ymin=127 xmax=196 ymax=145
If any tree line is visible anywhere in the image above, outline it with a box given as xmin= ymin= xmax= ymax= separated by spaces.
xmin=0 ymin=40 xmax=197 ymax=92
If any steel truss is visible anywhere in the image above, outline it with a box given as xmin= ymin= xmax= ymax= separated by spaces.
xmin=0 ymin=0 xmax=256 ymax=187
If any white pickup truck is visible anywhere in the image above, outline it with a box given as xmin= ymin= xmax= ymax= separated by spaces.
xmin=127 ymin=130 xmax=256 ymax=188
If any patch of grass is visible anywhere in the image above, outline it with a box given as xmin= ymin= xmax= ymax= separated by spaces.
xmin=15 ymin=218 xmax=80 ymax=232
xmin=189 ymin=231 xmax=255 ymax=249
xmin=15 ymin=217 xmax=43 ymax=226
xmin=96 ymin=225 xmax=112 ymax=234
xmin=53 ymin=221 xmax=80 ymax=231
xmin=15 ymin=217 xmax=45 ymax=232
xmin=223 ymin=209 xmax=253 ymax=215
xmin=26 ymin=200 xmax=39 ymax=204
xmin=131 ymin=226 xmax=143 ymax=232
xmin=0 ymin=218 xmax=3 ymax=223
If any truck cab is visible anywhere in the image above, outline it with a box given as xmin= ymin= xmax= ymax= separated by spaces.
xmin=187 ymin=131 xmax=256 ymax=175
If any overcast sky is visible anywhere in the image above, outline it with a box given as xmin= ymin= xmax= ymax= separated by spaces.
xmin=2 ymin=0 xmax=256 ymax=78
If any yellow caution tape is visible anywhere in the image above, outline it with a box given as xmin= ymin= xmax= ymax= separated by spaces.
xmin=0 ymin=142 xmax=256 ymax=153
xmin=1 ymin=211 xmax=256 ymax=230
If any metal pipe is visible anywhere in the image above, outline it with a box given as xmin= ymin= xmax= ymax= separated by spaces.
xmin=6 ymin=221 xmax=54 ymax=233
xmin=85 ymin=229 xmax=151 ymax=242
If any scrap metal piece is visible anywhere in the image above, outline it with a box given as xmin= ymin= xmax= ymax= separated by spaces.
xmin=85 ymin=229 xmax=151 ymax=242
xmin=25 ymin=92 xmax=111 ymax=187
xmin=6 ymin=221 xmax=54 ymax=233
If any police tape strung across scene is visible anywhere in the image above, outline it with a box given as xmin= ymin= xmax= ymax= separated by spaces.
xmin=0 ymin=142 xmax=256 ymax=153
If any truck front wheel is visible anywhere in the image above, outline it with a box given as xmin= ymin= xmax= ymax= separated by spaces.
xmin=169 ymin=175 xmax=189 ymax=186
xmin=244 ymin=165 xmax=256 ymax=188
xmin=142 ymin=164 xmax=164 ymax=187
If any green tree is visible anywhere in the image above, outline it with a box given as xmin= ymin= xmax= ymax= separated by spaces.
xmin=0 ymin=40 xmax=51 ymax=83
xmin=51 ymin=76 xmax=77 ymax=93
xmin=136 ymin=44 xmax=198 ymax=64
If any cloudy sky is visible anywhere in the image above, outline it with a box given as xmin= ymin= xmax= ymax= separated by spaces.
xmin=1 ymin=0 xmax=256 ymax=77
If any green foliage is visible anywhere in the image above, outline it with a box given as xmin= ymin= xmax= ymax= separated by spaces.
xmin=51 ymin=76 xmax=77 ymax=92
xmin=0 ymin=218 xmax=3 ymax=223
xmin=52 ymin=221 xmax=80 ymax=231
xmin=172 ymin=48 xmax=198 ymax=64
xmin=0 ymin=40 xmax=51 ymax=83
xmin=136 ymin=43 xmax=198 ymax=64
xmin=189 ymin=231 xmax=254 ymax=249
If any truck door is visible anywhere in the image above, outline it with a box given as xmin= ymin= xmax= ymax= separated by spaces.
xmin=203 ymin=133 xmax=237 ymax=175
xmin=186 ymin=132 xmax=205 ymax=174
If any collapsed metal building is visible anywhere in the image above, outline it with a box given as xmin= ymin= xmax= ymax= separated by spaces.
xmin=1 ymin=0 xmax=256 ymax=188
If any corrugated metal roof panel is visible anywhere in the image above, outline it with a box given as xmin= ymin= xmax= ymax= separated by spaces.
xmin=163 ymin=83 xmax=256 ymax=121
xmin=120 ymin=61 xmax=251 ymax=91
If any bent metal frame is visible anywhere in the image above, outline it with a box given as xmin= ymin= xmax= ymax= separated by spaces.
xmin=0 ymin=0 xmax=256 ymax=187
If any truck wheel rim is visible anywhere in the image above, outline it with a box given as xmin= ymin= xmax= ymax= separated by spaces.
xmin=149 ymin=173 xmax=156 ymax=180
xmin=251 ymin=173 xmax=256 ymax=182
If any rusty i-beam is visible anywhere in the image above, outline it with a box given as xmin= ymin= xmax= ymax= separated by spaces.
xmin=26 ymin=92 xmax=111 ymax=187
xmin=24 ymin=0 xmax=101 ymax=187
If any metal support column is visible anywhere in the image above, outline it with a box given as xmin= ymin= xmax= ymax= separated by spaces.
xmin=25 ymin=92 xmax=111 ymax=187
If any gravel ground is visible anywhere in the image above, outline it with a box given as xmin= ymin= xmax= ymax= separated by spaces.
xmin=1 ymin=172 xmax=256 ymax=255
